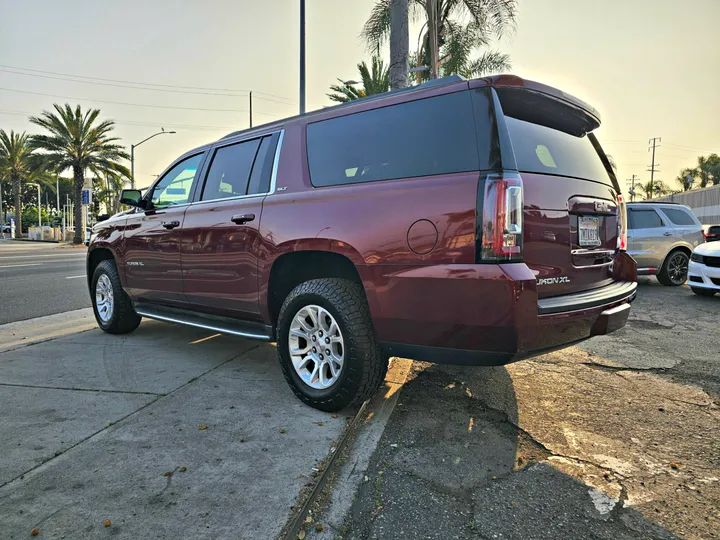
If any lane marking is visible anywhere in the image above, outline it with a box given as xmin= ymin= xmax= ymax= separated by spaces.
xmin=0 ymin=254 xmax=87 ymax=260
xmin=0 ymin=263 xmax=42 ymax=268
xmin=65 ymin=275 xmax=86 ymax=279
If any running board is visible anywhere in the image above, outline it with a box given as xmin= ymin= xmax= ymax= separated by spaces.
xmin=134 ymin=303 xmax=273 ymax=341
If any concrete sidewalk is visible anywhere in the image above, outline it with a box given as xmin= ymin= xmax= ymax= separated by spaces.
xmin=0 ymin=316 xmax=349 ymax=539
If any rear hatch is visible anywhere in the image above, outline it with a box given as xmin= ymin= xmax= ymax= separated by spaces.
xmin=495 ymin=85 xmax=621 ymax=298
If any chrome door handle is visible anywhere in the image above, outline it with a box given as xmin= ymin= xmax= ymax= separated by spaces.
xmin=231 ymin=213 xmax=255 ymax=225
xmin=663 ymin=232 xmax=673 ymax=236
xmin=162 ymin=220 xmax=180 ymax=230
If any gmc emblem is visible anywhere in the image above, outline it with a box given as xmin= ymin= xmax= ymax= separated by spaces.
xmin=594 ymin=201 xmax=610 ymax=213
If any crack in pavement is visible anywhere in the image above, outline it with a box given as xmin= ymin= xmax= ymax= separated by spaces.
xmin=0 ymin=382 xmax=164 ymax=396
xmin=0 ymin=345 xmax=260 ymax=491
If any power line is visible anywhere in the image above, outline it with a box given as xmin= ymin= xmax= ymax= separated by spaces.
xmin=0 ymin=86 xmax=279 ymax=114
xmin=0 ymin=63 xmax=296 ymax=104
xmin=0 ymin=109 xmax=235 ymax=132
xmin=663 ymin=141 xmax=717 ymax=153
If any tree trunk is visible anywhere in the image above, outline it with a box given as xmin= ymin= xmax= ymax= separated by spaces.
xmin=73 ymin=166 xmax=84 ymax=245
xmin=389 ymin=0 xmax=409 ymax=90
xmin=12 ymin=174 xmax=22 ymax=238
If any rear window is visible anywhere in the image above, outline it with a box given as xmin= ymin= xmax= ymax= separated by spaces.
xmin=505 ymin=117 xmax=612 ymax=186
xmin=662 ymin=208 xmax=696 ymax=226
xmin=306 ymin=91 xmax=480 ymax=187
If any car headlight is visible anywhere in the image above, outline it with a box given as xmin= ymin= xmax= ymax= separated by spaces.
xmin=691 ymin=252 xmax=704 ymax=263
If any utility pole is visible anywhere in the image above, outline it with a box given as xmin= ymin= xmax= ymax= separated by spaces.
xmin=389 ymin=0 xmax=409 ymax=90
xmin=299 ymin=0 xmax=306 ymax=114
xmin=427 ymin=0 xmax=440 ymax=79
xmin=647 ymin=137 xmax=661 ymax=198
xmin=249 ymin=91 xmax=253 ymax=128
xmin=626 ymin=174 xmax=639 ymax=202
xmin=56 ymin=175 xmax=60 ymax=215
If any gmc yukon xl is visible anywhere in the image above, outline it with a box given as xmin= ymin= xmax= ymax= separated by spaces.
xmin=87 ymin=75 xmax=637 ymax=411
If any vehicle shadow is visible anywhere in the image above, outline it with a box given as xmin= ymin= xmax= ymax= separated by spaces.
xmin=347 ymin=362 xmax=681 ymax=540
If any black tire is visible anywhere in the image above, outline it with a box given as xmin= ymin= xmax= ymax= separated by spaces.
xmin=657 ymin=250 xmax=689 ymax=286
xmin=276 ymin=278 xmax=387 ymax=412
xmin=691 ymin=287 xmax=716 ymax=297
xmin=91 ymin=259 xmax=142 ymax=334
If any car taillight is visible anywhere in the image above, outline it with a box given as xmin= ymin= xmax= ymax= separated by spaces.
xmin=616 ymin=194 xmax=628 ymax=251
xmin=480 ymin=173 xmax=523 ymax=262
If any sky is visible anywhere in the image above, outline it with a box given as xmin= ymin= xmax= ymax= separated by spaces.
xmin=1 ymin=0 xmax=718 ymax=193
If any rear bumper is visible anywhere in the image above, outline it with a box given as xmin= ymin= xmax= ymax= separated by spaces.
xmin=371 ymin=259 xmax=636 ymax=366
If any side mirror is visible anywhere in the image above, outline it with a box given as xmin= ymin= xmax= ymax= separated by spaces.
xmin=119 ymin=189 xmax=146 ymax=208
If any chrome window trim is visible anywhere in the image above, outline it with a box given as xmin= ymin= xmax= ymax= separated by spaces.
xmin=269 ymin=130 xmax=284 ymax=195
xmin=189 ymin=192 xmax=266 ymax=207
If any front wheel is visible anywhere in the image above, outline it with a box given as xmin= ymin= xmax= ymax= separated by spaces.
xmin=691 ymin=287 xmax=716 ymax=297
xmin=91 ymin=259 xmax=142 ymax=334
xmin=657 ymin=251 xmax=689 ymax=286
xmin=276 ymin=278 xmax=387 ymax=412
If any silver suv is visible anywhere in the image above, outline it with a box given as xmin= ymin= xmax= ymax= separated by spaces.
xmin=627 ymin=202 xmax=704 ymax=285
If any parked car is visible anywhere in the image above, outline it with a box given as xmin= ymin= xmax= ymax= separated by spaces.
xmin=87 ymin=74 xmax=637 ymax=411
xmin=688 ymin=241 xmax=720 ymax=296
xmin=704 ymin=225 xmax=720 ymax=243
xmin=626 ymin=202 xmax=704 ymax=285
xmin=1 ymin=223 xmax=10 ymax=233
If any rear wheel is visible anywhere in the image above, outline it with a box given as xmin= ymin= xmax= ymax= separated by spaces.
xmin=91 ymin=259 xmax=141 ymax=334
xmin=657 ymin=250 xmax=689 ymax=286
xmin=691 ymin=287 xmax=716 ymax=297
xmin=276 ymin=278 xmax=387 ymax=412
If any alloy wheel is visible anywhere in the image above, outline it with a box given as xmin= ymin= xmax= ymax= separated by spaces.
xmin=288 ymin=304 xmax=344 ymax=390
xmin=668 ymin=253 xmax=689 ymax=285
xmin=95 ymin=274 xmax=114 ymax=322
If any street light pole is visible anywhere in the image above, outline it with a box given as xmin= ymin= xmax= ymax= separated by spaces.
xmin=27 ymin=182 xmax=41 ymax=229
xmin=129 ymin=129 xmax=176 ymax=189
xmin=299 ymin=0 xmax=306 ymax=115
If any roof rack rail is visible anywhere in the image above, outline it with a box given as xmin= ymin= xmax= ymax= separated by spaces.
xmin=628 ymin=200 xmax=682 ymax=205
xmin=221 ymin=75 xmax=466 ymax=140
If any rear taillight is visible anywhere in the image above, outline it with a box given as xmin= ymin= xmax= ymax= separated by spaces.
xmin=616 ymin=194 xmax=628 ymax=251
xmin=480 ymin=173 xmax=524 ymax=262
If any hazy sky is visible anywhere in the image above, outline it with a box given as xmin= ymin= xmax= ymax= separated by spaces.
xmin=1 ymin=0 xmax=718 ymax=193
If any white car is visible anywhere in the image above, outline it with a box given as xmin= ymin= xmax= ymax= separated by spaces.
xmin=688 ymin=241 xmax=720 ymax=297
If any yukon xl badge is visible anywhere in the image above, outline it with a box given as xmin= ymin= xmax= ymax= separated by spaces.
xmin=537 ymin=276 xmax=571 ymax=285
xmin=127 ymin=261 xmax=144 ymax=267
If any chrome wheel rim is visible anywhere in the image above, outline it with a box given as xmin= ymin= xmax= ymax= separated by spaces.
xmin=669 ymin=253 xmax=689 ymax=284
xmin=95 ymin=274 xmax=114 ymax=322
xmin=288 ymin=304 xmax=344 ymax=390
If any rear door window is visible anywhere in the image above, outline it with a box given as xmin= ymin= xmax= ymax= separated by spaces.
xmin=629 ymin=209 xmax=663 ymax=229
xmin=504 ymin=117 xmax=612 ymax=186
xmin=662 ymin=208 xmax=696 ymax=226
xmin=201 ymin=139 xmax=261 ymax=201
xmin=306 ymin=91 xmax=481 ymax=187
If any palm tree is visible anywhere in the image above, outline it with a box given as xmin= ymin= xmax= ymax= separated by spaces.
xmin=362 ymin=0 xmax=516 ymax=79
xmin=676 ymin=167 xmax=698 ymax=192
xmin=29 ymin=104 xmax=130 ymax=244
xmin=328 ymin=57 xmax=390 ymax=103
xmin=0 ymin=130 xmax=35 ymax=238
xmin=639 ymin=180 xmax=669 ymax=199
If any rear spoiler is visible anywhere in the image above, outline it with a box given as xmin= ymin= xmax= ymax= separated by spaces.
xmin=471 ymin=75 xmax=601 ymax=136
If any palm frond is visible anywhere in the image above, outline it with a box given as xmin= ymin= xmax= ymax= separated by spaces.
xmin=361 ymin=0 xmax=392 ymax=52
xmin=461 ymin=49 xmax=511 ymax=77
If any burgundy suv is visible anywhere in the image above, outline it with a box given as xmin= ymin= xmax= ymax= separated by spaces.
xmin=87 ymin=75 xmax=637 ymax=411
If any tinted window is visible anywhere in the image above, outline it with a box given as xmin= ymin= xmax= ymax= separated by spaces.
xmin=505 ymin=117 xmax=612 ymax=186
xmin=709 ymin=226 xmax=720 ymax=234
xmin=201 ymin=139 xmax=261 ymax=201
xmin=247 ymin=135 xmax=277 ymax=195
xmin=662 ymin=208 xmax=696 ymax=226
xmin=151 ymin=153 xmax=204 ymax=208
xmin=629 ymin=209 xmax=663 ymax=229
xmin=306 ymin=91 xmax=479 ymax=187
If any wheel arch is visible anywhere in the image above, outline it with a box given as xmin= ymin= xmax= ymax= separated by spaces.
xmin=660 ymin=244 xmax=692 ymax=270
xmin=263 ymin=242 xmax=376 ymax=330
xmin=86 ymin=247 xmax=117 ymax=291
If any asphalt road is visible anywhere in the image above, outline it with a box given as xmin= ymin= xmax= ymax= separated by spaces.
xmin=315 ymin=279 xmax=719 ymax=540
xmin=0 ymin=240 xmax=89 ymax=324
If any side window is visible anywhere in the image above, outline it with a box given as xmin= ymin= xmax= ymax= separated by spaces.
xmin=151 ymin=153 xmax=204 ymax=208
xmin=662 ymin=208 xmax=696 ymax=226
xmin=629 ymin=209 xmax=663 ymax=229
xmin=306 ymin=91 xmax=479 ymax=187
xmin=247 ymin=135 xmax=278 ymax=195
xmin=201 ymin=139 xmax=261 ymax=201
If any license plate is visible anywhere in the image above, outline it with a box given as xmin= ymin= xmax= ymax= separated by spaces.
xmin=579 ymin=217 xmax=601 ymax=246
